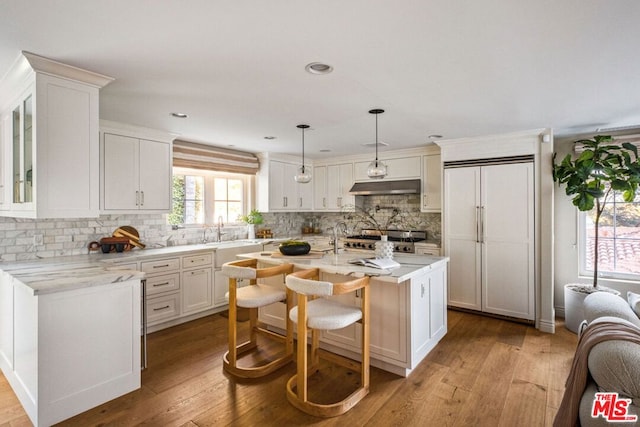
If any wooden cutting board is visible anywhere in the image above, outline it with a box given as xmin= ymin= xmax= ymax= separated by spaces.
xmin=113 ymin=226 xmax=146 ymax=249
xmin=270 ymin=251 xmax=325 ymax=259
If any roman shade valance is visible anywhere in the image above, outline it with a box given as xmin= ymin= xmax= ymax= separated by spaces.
xmin=172 ymin=140 xmax=259 ymax=174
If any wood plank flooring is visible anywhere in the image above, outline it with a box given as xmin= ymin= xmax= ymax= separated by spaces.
xmin=0 ymin=310 xmax=577 ymax=427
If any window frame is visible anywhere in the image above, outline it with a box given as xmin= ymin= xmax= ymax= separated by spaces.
xmin=170 ymin=166 xmax=254 ymax=227
xmin=578 ymin=195 xmax=640 ymax=282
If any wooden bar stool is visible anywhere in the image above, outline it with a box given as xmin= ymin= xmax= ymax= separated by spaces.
xmin=285 ymin=268 xmax=370 ymax=417
xmin=222 ymin=259 xmax=294 ymax=378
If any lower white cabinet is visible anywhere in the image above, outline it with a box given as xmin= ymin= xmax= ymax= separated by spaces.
xmin=0 ymin=274 xmax=141 ymax=427
xmin=182 ymin=267 xmax=213 ymax=314
xmin=147 ymin=293 xmax=181 ymax=324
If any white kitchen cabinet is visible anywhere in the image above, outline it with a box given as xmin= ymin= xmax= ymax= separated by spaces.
xmin=101 ymin=131 xmax=172 ymax=212
xmin=421 ymin=153 xmax=442 ymax=212
xmin=444 ymin=161 xmax=535 ymax=320
xmin=414 ymin=244 xmax=441 ymax=256
xmin=267 ymin=160 xmax=313 ymax=211
xmin=313 ymin=165 xmax=327 ymax=210
xmin=326 ymin=162 xmax=354 ymax=211
xmin=0 ymin=274 xmax=140 ymax=427
xmin=354 ymin=156 xmax=421 ymax=181
xmin=140 ymin=257 xmax=182 ymax=327
xmin=0 ymin=52 xmax=112 ymax=218
xmin=182 ymin=267 xmax=213 ymax=314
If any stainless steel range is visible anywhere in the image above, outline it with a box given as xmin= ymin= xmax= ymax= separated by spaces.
xmin=343 ymin=229 xmax=427 ymax=253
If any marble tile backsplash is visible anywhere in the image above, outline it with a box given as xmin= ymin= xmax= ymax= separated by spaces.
xmin=0 ymin=195 xmax=440 ymax=261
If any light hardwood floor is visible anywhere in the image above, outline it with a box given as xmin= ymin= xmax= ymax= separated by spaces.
xmin=0 ymin=310 xmax=577 ymax=427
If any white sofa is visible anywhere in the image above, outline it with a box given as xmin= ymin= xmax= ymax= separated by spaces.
xmin=578 ymin=291 xmax=640 ymax=426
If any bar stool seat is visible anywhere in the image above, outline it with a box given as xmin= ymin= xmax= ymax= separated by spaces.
xmin=221 ymin=258 xmax=294 ymax=378
xmin=285 ymin=267 xmax=370 ymax=417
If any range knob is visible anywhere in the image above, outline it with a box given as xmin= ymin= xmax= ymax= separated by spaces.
xmin=368 ymin=243 xmax=375 ymax=250
xmin=344 ymin=242 xmax=351 ymax=248
xmin=403 ymin=246 xmax=411 ymax=252
xmin=394 ymin=245 xmax=401 ymax=251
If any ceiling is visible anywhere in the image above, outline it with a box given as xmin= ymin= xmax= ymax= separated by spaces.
xmin=1 ymin=0 xmax=640 ymax=159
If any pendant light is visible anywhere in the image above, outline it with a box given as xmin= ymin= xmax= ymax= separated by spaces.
xmin=294 ymin=124 xmax=312 ymax=183
xmin=367 ymin=108 xmax=388 ymax=179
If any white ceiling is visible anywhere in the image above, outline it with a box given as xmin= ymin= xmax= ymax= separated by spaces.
xmin=1 ymin=0 xmax=640 ymax=159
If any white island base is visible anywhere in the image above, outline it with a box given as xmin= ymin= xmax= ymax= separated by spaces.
xmin=247 ymin=252 xmax=449 ymax=377
xmin=0 ymin=275 xmax=141 ymax=427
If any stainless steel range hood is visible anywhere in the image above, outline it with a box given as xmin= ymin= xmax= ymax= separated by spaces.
xmin=348 ymin=179 xmax=421 ymax=195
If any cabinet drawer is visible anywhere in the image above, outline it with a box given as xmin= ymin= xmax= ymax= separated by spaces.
xmin=146 ymin=272 xmax=180 ymax=296
xmin=141 ymin=258 xmax=180 ymax=274
xmin=182 ymin=253 xmax=213 ymax=269
xmin=147 ymin=294 xmax=180 ymax=324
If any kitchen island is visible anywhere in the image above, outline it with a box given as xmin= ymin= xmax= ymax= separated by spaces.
xmin=239 ymin=251 xmax=449 ymax=377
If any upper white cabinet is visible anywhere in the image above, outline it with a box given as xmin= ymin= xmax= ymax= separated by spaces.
xmin=257 ymin=157 xmax=313 ymax=212
xmin=0 ymin=52 xmax=113 ymax=218
xmin=100 ymin=121 xmax=173 ymax=213
xmin=354 ymin=156 xmax=421 ymax=182
xmin=421 ymin=153 xmax=442 ymax=212
xmin=313 ymin=165 xmax=327 ymax=210
xmin=326 ymin=162 xmax=354 ymax=210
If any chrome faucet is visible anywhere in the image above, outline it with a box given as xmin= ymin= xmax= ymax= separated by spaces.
xmin=216 ymin=216 xmax=224 ymax=242
xmin=332 ymin=221 xmax=349 ymax=254
xmin=202 ymin=225 xmax=213 ymax=243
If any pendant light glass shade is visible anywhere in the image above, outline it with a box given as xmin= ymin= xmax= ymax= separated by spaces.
xmin=294 ymin=124 xmax=312 ymax=183
xmin=367 ymin=109 xmax=387 ymax=179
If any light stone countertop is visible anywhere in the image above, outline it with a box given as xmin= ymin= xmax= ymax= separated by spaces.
xmin=238 ymin=251 xmax=449 ymax=284
xmin=0 ymin=239 xmax=277 ymax=296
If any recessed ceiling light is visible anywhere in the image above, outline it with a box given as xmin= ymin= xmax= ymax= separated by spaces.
xmin=171 ymin=112 xmax=188 ymax=118
xmin=427 ymin=134 xmax=443 ymax=140
xmin=305 ymin=62 xmax=333 ymax=75
xmin=264 ymin=136 xmax=276 ymax=140
xmin=319 ymin=149 xmax=331 ymax=152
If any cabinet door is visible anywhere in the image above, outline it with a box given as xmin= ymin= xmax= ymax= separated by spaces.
xmin=213 ymin=268 xmax=229 ymax=307
xmin=103 ymin=133 xmax=139 ymax=210
xmin=268 ymin=161 xmax=286 ymax=210
xmin=481 ymin=163 xmax=535 ymax=320
xmin=410 ymin=273 xmax=430 ymax=362
xmin=138 ymin=139 xmax=171 ymax=211
xmin=313 ymin=165 xmax=327 ymax=210
xmin=0 ymin=114 xmax=8 ymax=209
xmin=444 ymin=167 xmax=482 ymax=310
xmin=429 ymin=265 xmax=447 ymax=339
xmin=297 ymin=181 xmax=313 ymax=210
xmin=182 ymin=268 xmax=213 ymax=314
xmin=354 ymin=156 xmax=421 ymax=181
xmin=326 ymin=163 xmax=353 ymax=210
xmin=0 ymin=274 xmax=14 ymax=369
xmin=369 ymin=278 xmax=407 ymax=363
xmin=422 ymin=154 xmax=442 ymax=212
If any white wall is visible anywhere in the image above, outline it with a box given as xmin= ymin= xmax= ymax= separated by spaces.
xmin=553 ymin=135 xmax=640 ymax=317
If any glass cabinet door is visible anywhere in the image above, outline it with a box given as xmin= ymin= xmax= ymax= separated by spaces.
xmin=12 ymin=95 xmax=33 ymax=204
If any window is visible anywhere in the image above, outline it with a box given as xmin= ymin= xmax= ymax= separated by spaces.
xmin=169 ymin=168 xmax=251 ymax=226
xmin=580 ymin=191 xmax=640 ymax=280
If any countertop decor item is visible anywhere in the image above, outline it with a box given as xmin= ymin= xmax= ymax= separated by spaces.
xmin=279 ymin=240 xmax=311 ymax=256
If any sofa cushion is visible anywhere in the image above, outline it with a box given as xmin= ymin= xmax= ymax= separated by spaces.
xmin=588 ymin=339 xmax=640 ymax=400
xmin=584 ymin=292 xmax=640 ymax=328
xmin=629 ymin=291 xmax=640 ymax=318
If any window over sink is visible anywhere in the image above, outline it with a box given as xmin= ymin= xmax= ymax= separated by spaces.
xmin=168 ymin=167 xmax=252 ymax=226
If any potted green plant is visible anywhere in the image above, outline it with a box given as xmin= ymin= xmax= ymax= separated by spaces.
xmin=238 ymin=209 xmax=263 ymax=240
xmin=553 ymin=134 xmax=640 ymax=332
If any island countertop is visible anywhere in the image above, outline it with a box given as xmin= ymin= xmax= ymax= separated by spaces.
xmin=238 ymin=251 xmax=449 ymax=283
